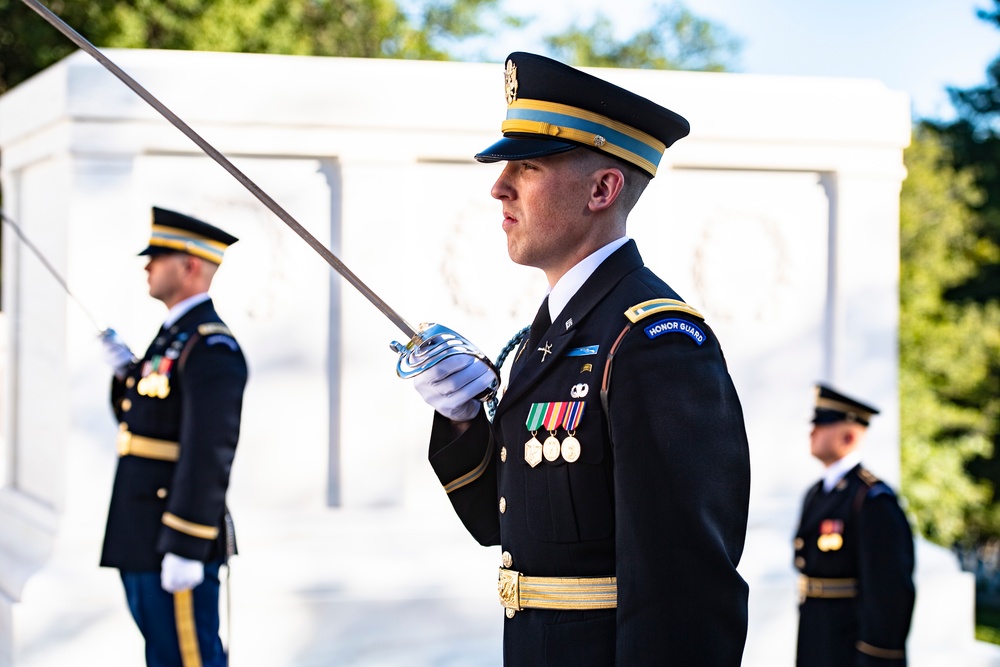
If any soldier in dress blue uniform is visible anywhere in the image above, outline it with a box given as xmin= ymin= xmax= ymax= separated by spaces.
xmin=99 ymin=207 xmax=247 ymax=667
xmin=794 ymin=384 xmax=915 ymax=666
xmin=405 ymin=52 xmax=751 ymax=665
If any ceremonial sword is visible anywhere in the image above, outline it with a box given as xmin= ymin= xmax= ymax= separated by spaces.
xmin=19 ymin=0 xmax=498 ymax=387
xmin=0 ymin=209 xmax=107 ymax=334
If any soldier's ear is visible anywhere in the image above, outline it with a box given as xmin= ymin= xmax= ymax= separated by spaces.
xmin=181 ymin=255 xmax=200 ymax=275
xmin=588 ymin=168 xmax=625 ymax=212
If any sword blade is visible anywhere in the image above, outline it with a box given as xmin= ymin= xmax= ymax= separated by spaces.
xmin=0 ymin=209 xmax=106 ymax=333
xmin=20 ymin=0 xmax=416 ymax=339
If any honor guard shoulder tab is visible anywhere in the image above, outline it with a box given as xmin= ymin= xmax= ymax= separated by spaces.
xmin=603 ymin=298 xmax=706 ymax=415
xmin=624 ymin=298 xmax=704 ymax=323
xmin=198 ymin=323 xmax=232 ymax=337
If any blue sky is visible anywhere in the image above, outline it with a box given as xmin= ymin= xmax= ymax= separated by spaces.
xmin=484 ymin=0 xmax=999 ymax=122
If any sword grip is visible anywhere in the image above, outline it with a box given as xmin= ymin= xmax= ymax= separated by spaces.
xmin=391 ymin=323 xmax=500 ymax=401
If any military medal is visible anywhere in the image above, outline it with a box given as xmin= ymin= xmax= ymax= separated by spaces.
xmin=524 ymin=403 xmax=546 ymax=467
xmin=543 ymin=435 xmax=561 ymax=462
xmin=541 ymin=402 xmax=568 ymax=462
xmin=560 ymin=401 xmax=585 ymax=463
xmin=525 ymin=437 xmax=543 ymax=467
xmin=561 ymin=437 xmax=580 ymax=463
xmin=137 ymin=356 xmax=172 ymax=398
xmin=817 ymin=519 xmax=844 ymax=552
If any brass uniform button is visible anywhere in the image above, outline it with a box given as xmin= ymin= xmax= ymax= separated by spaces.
xmin=793 ymin=538 xmax=804 ymax=550
xmin=499 ymin=497 xmax=507 ymax=514
xmin=126 ymin=376 xmax=136 ymax=388
xmin=505 ymin=608 xmax=515 ymax=619
xmin=502 ymin=551 xmax=512 ymax=568
xmin=500 ymin=446 xmax=507 ymax=463
xmin=121 ymin=399 xmax=132 ymax=412
xmin=795 ymin=557 xmax=805 ymax=569
xmin=156 ymin=488 xmax=169 ymax=499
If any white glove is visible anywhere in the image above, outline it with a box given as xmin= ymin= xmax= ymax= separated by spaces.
xmin=160 ymin=552 xmax=205 ymax=593
xmin=413 ymin=353 xmax=497 ymax=422
xmin=99 ymin=328 xmax=135 ymax=372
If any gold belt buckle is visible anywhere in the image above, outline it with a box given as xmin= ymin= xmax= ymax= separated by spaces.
xmin=498 ymin=568 xmax=521 ymax=614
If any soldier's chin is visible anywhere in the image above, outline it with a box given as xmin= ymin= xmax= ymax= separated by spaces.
xmin=505 ymin=242 xmax=532 ymax=268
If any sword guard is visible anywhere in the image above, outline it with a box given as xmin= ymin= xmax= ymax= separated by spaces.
xmin=390 ymin=323 xmax=500 ymax=401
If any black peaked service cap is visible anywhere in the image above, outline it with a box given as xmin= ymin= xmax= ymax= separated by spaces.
xmin=475 ymin=52 xmax=691 ymax=177
xmin=812 ymin=384 xmax=880 ymax=427
xmin=139 ymin=207 xmax=239 ymax=265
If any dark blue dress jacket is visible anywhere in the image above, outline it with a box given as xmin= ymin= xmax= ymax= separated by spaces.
xmin=428 ymin=241 xmax=751 ymax=665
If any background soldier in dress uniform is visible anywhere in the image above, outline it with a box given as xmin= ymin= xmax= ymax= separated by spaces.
xmin=99 ymin=207 xmax=248 ymax=667
xmin=794 ymin=384 xmax=916 ymax=666
xmin=405 ymin=52 xmax=751 ymax=665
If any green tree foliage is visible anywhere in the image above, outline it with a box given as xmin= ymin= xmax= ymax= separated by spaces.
xmin=0 ymin=0 xmax=85 ymax=92
xmin=543 ymin=2 xmax=740 ymax=71
xmin=913 ymin=1 xmax=1000 ymax=545
xmin=900 ymin=126 xmax=1000 ymax=546
xmin=0 ymin=0 xmax=739 ymax=93
xmin=0 ymin=0 xmax=515 ymax=93
xmin=929 ymin=0 xmax=1000 ymax=304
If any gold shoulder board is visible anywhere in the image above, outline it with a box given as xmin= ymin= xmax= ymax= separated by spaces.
xmin=624 ymin=298 xmax=704 ymax=324
xmin=858 ymin=468 xmax=880 ymax=487
xmin=198 ymin=323 xmax=232 ymax=336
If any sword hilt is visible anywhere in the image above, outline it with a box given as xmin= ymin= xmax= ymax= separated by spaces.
xmin=390 ymin=323 xmax=500 ymax=401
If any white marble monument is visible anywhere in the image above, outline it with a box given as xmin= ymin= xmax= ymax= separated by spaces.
xmin=0 ymin=49 xmax=994 ymax=665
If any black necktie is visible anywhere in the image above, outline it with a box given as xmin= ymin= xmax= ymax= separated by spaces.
xmin=513 ymin=297 xmax=550 ymax=375
xmin=530 ymin=296 xmax=551 ymax=342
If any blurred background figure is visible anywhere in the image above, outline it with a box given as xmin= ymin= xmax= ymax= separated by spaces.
xmin=794 ymin=384 xmax=915 ymax=666
xmin=99 ymin=207 xmax=247 ymax=667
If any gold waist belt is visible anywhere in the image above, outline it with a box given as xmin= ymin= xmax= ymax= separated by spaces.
xmin=798 ymin=575 xmax=858 ymax=601
xmin=117 ymin=428 xmax=180 ymax=462
xmin=498 ymin=568 xmax=617 ymax=613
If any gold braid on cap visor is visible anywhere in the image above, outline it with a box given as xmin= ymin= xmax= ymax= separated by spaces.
xmin=149 ymin=224 xmax=228 ymax=264
xmin=501 ymin=99 xmax=666 ymax=176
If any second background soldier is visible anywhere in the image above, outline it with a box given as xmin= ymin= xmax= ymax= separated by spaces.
xmin=100 ymin=207 xmax=247 ymax=667
xmin=794 ymin=384 xmax=915 ymax=666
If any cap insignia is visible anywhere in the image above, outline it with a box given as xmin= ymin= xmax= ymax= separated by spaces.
xmin=593 ymin=135 xmax=606 ymax=148
xmin=505 ymin=60 xmax=518 ymax=105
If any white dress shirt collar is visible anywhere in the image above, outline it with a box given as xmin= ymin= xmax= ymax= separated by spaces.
xmin=547 ymin=237 xmax=630 ymax=323
xmin=822 ymin=449 xmax=862 ymax=492
xmin=163 ymin=293 xmax=210 ymax=329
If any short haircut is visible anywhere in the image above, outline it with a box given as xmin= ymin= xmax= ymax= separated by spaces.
xmin=572 ymin=148 xmax=651 ymax=215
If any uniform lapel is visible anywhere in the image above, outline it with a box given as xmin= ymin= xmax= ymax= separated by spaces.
xmin=502 ymin=318 xmax=578 ymax=405
xmin=496 ymin=241 xmax=644 ymax=413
